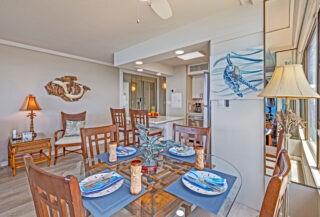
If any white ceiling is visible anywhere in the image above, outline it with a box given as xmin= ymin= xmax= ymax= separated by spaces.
xmin=0 ymin=0 xmax=240 ymax=64
xmin=155 ymin=41 xmax=209 ymax=66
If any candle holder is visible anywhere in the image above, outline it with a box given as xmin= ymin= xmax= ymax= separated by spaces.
xmin=109 ymin=142 xmax=117 ymax=163
xmin=195 ymin=145 xmax=204 ymax=170
xmin=130 ymin=159 xmax=142 ymax=195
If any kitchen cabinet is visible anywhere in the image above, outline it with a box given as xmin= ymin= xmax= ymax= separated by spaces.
xmin=192 ymin=75 xmax=204 ymax=99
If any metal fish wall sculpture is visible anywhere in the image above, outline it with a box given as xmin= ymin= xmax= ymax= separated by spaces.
xmin=45 ymin=76 xmax=90 ymax=102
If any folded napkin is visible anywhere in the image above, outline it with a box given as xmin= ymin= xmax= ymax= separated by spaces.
xmin=116 ymin=146 xmax=135 ymax=157
xmin=80 ymin=172 xmax=124 ymax=196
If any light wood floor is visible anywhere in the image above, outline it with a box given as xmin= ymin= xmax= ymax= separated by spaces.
xmin=0 ymin=154 xmax=259 ymax=217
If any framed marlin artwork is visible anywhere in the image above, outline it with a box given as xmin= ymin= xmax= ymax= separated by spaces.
xmin=211 ymin=46 xmax=264 ymax=100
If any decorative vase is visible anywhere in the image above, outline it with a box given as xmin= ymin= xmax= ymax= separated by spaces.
xmin=109 ymin=142 xmax=117 ymax=163
xmin=142 ymin=163 xmax=158 ymax=173
xmin=195 ymin=145 xmax=204 ymax=170
xmin=130 ymin=160 xmax=142 ymax=195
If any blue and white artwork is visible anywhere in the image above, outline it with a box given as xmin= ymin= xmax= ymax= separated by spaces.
xmin=211 ymin=46 xmax=264 ymax=100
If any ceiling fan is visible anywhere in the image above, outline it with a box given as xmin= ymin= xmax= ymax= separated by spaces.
xmin=139 ymin=0 xmax=173 ymax=20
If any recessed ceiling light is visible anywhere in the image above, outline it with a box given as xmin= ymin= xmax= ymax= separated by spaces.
xmin=156 ymin=72 xmax=161 ymax=76
xmin=177 ymin=51 xmax=204 ymax=60
xmin=137 ymin=68 xmax=144 ymax=72
xmin=175 ymin=50 xmax=184 ymax=55
xmin=135 ymin=61 xmax=143 ymax=65
xmin=176 ymin=209 xmax=185 ymax=217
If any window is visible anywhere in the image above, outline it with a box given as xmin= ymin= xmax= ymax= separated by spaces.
xmin=306 ymin=30 xmax=317 ymax=157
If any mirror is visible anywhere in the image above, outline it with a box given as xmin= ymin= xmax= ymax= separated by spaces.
xmin=264 ymin=0 xmax=318 ymax=189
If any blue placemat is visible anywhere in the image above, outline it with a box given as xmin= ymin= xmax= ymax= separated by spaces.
xmin=164 ymin=168 xmax=237 ymax=215
xmin=82 ymin=171 xmax=147 ymax=217
xmin=160 ymin=147 xmax=197 ymax=164
xmin=96 ymin=147 xmax=141 ymax=165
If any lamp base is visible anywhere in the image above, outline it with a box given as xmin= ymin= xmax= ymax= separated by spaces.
xmin=27 ymin=110 xmax=37 ymax=140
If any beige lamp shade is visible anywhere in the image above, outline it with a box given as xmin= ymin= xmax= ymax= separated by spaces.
xmin=20 ymin=94 xmax=42 ymax=111
xmin=258 ymin=64 xmax=320 ymax=99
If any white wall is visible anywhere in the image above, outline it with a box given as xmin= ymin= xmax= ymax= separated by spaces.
xmin=0 ymin=44 xmax=120 ymax=163
xmin=166 ymin=65 xmax=187 ymax=117
xmin=210 ymin=31 xmax=265 ymax=210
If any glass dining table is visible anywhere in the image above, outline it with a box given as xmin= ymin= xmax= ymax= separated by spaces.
xmin=64 ymin=154 xmax=242 ymax=217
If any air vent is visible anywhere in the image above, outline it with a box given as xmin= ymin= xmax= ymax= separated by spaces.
xmin=188 ymin=63 xmax=209 ymax=75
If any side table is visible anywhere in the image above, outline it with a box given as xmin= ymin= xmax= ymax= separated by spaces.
xmin=8 ymin=136 xmax=51 ymax=176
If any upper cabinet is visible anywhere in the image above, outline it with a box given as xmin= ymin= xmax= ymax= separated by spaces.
xmin=192 ymin=75 xmax=204 ymax=99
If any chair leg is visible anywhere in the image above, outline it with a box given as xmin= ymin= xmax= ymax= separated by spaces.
xmin=63 ymin=147 xmax=66 ymax=156
xmin=54 ymin=145 xmax=58 ymax=165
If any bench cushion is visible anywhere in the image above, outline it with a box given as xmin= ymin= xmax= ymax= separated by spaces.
xmin=55 ymin=136 xmax=81 ymax=145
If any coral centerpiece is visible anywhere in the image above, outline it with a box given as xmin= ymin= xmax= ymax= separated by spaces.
xmin=136 ymin=124 xmax=182 ymax=172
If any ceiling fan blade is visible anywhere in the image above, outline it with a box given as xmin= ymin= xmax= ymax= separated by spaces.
xmin=150 ymin=0 xmax=173 ymax=20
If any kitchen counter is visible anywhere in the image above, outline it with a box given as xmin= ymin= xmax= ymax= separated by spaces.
xmin=149 ymin=116 xmax=185 ymax=139
xmin=149 ymin=116 xmax=185 ymax=124
xmin=187 ymin=112 xmax=203 ymax=117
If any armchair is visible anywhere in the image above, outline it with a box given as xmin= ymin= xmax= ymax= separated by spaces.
xmin=54 ymin=111 xmax=86 ymax=165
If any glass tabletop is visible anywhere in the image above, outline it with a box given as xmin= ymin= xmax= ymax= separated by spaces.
xmin=64 ymin=153 xmax=242 ymax=217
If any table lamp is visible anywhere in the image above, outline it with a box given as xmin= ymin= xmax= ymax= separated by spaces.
xmin=20 ymin=94 xmax=42 ymax=138
xmin=258 ymin=64 xmax=320 ymax=217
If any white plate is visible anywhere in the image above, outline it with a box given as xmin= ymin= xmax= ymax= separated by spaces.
xmin=182 ymin=171 xmax=228 ymax=196
xmin=168 ymin=146 xmax=195 ymax=157
xmin=79 ymin=172 xmax=124 ymax=198
xmin=116 ymin=146 xmax=137 ymax=157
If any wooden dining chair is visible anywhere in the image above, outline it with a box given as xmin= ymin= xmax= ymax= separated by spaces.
xmin=260 ymin=149 xmax=291 ymax=217
xmin=80 ymin=124 xmax=119 ymax=160
xmin=54 ymin=111 xmax=86 ymax=165
xmin=24 ymin=154 xmax=85 ymax=217
xmin=172 ymin=123 xmax=211 ymax=157
xmin=130 ymin=109 xmax=162 ymax=145
xmin=266 ymin=129 xmax=284 ymax=171
xmin=110 ymin=108 xmax=132 ymax=146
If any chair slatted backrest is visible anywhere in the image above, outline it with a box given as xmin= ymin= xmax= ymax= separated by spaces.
xmin=260 ymin=149 xmax=291 ymax=217
xmin=80 ymin=124 xmax=119 ymax=160
xmin=110 ymin=108 xmax=127 ymax=129
xmin=61 ymin=112 xmax=86 ymax=131
xmin=24 ymin=155 xmax=85 ymax=217
xmin=130 ymin=109 xmax=150 ymax=130
xmin=173 ymin=124 xmax=211 ymax=156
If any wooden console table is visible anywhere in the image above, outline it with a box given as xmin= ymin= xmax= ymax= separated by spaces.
xmin=8 ymin=136 xmax=51 ymax=176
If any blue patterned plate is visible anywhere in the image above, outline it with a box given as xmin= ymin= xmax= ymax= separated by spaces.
xmin=116 ymin=146 xmax=137 ymax=157
xmin=168 ymin=146 xmax=195 ymax=157
xmin=182 ymin=170 xmax=228 ymax=196
xmin=79 ymin=171 xmax=124 ymax=198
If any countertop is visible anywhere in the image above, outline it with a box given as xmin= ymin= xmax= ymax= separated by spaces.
xmin=149 ymin=116 xmax=185 ymax=124
xmin=187 ymin=112 xmax=203 ymax=116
